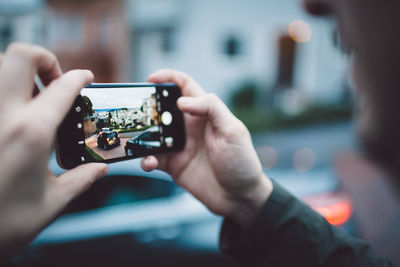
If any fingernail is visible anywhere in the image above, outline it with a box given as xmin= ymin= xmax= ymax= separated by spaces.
xmin=145 ymin=157 xmax=153 ymax=165
xmin=98 ymin=163 xmax=109 ymax=177
xmin=178 ymin=97 xmax=193 ymax=106
xmin=83 ymin=69 xmax=94 ymax=79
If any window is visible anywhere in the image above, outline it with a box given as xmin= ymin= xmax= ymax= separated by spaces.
xmin=46 ymin=12 xmax=83 ymax=48
xmin=0 ymin=21 xmax=13 ymax=50
xmin=140 ymin=132 xmax=151 ymax=141
xmin=276 ymin=34 xmax=297 ymax=87
xmin=224 ymin=35 xmax=242 ymax=57
xmin=161 ymin=27 xmax=174 ymax=53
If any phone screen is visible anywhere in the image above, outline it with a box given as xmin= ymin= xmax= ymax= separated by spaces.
xmin=56 ymin=83 xmax=185 ymax=169
xmin=82 ymin=86 xmax=164 ymax=161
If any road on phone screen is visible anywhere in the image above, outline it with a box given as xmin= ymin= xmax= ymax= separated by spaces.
xmin=86 ymin=131 xmax=145 ymax=160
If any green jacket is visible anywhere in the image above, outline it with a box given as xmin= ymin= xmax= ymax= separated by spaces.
xmin=220 ymin=181 xmax=394 ymax=267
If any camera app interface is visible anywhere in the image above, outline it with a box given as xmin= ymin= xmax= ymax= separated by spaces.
xmin=80 ymin=86 xmax=167 ymax=161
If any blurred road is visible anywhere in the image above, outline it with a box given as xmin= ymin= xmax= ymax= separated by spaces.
xmin=252 ymin=120 xmax=357 ymax=170
xmin=251 ymin=120 xmax=400 ymax=265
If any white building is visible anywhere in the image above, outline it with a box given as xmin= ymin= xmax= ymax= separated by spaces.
xmin=142 ymin=94 xmax=157 ymax=126
xmin=0 ymin=0 xmax=349 ymax=108
xmin=128 ymin=0 xmax=349 ymax=105
xmin=0 ymin=0 xmax=44 ymax=50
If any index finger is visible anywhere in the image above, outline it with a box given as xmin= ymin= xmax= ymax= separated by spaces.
xmin=147 ymin=69 xmax=206 ymax=97
xmin=29 ymin=69 xmax=94 ymax=130
xmin=0 ymin=43 xmax=62 ymax=103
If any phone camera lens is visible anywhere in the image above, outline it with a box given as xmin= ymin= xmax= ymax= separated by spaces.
xmin=75 ymin=106 xmax=82 ymax=112
xmin=77 ymin=123 xmax=83 ymax=129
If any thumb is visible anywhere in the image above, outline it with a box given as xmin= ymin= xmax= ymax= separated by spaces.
xmin=57 ymin=163 xmax=109 ymax=201
xmin=178 ymin=93 xmax=239 ymax=133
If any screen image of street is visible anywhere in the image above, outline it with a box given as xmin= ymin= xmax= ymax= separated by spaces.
xmin=81 ymin=87 xmax=160 ymax=161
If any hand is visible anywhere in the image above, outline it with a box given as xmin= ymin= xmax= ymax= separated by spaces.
xmin=0 ymin=43 xmax=108 ymax=258
xmin=141 ymin=69 xmax=273 ymax=229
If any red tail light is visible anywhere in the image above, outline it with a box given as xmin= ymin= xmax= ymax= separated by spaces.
xmin=303 ymin=192 xmax=353 ymax=226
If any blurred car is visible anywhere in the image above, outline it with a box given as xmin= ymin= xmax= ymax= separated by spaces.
xmin=3 ymin=155 xmax=355 ymax=267
xmin=124 ymin=127 xmax=161 ymax=156
xmin=97 ymin=130 xmax=121 ymax=150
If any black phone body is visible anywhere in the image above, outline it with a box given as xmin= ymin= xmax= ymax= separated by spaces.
xmin=56 ymin=83 xmax=186 ymax=169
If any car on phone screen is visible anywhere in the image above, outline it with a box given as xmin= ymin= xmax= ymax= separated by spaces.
xmin=97 ymin=130 xmax=121 ymax=150
xmin=124 ymin=127 xmax=161 ymax=156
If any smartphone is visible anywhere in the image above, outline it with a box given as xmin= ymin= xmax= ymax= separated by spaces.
xmin=56 ymin=83 xmax=186 ymax=169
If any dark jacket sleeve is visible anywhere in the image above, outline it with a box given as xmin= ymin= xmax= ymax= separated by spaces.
xmin=220 ymin=180 xmax=394 ymax=267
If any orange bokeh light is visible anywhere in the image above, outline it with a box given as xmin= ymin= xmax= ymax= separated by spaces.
xmin=289 ymin=20 xmax=312 ymax=43
xmin=314 ymin=202 xmax=353 ymax=226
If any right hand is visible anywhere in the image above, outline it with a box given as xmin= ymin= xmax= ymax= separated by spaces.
xmin=141 ymin=69 xmax=273 ymax=228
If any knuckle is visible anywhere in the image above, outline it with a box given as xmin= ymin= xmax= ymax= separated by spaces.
xmin=6 ymin=42 xmax=28 ymax=52
xmin=205 ymin=93 xmax=224 ymax=110
xmin=45 ymin=49 xmax=57 ymax=62
xmin=39 ymin=49 xmax=57 ymax=66
xmin=31 ymin=46 xmax=55 ymax=65
xmin=162 ymin=68 xmax=175 ymax=74
xmin=174 ymin=70 xmax=195 ymax=87
xmin=225 ymin=119 xmax=249 ymax=139
xmin=224 ymin=125 xmax=240 ymax=138
xmin=5 ymin=42 xmax=53 ymax=66
xmin=5 ymin=42 xmax=31 ymax=56
xmin=176 ymin=70 xmax=192 ymax=80
xmin=155 ymin=68 xmax=175 ymax=80
xmin=206 ymin=93 xmax=220 ymax=103
xmin=236 ymin=119 xmax=250 ymax=136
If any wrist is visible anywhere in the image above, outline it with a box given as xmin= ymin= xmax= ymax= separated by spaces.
xmin=228 ymin=173 xmax=273 ymax=229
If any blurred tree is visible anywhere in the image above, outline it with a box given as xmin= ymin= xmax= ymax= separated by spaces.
xmin=81 ymin=95 xmax=94 ymax=119
xmin=231 ymin=81 xmax=258 ymax=109
xmin=111 ymin=121 xmax=119 ymax=129
xmin=96 ymin=119 xmax=110 ymax=130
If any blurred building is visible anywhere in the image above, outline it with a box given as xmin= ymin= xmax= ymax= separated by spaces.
xmin=128 ymin=0 xmax=349 ymax=106
xmin=0 ymin=0 xmax=44 ymax=49
xmin=142 ymin=93 xmax=158 ymax=126
xmin=0 ymin=0 xmax=349 ymax=107
xmin=0 ymin=0 xmax=131 ymax=82
xmin=43 ymin=0 xmax=131 ymax=82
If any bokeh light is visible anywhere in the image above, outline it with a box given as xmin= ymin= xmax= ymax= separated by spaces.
xmin=257 ymin=146 xmax=278 ymax=169
xmin=289 ymin=20 xmax=312 ymax=43
xmin=293 ymin=147 xmax=316 ymax=171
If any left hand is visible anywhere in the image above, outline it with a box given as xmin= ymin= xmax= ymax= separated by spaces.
xmin=0 ymin=43 xmax=108 ymax=258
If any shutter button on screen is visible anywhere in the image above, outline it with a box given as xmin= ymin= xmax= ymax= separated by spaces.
xmin=161 ymin=111 xmax=173 ymax=126
xmin=162 ymin=90 xmax=169 ymax=97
